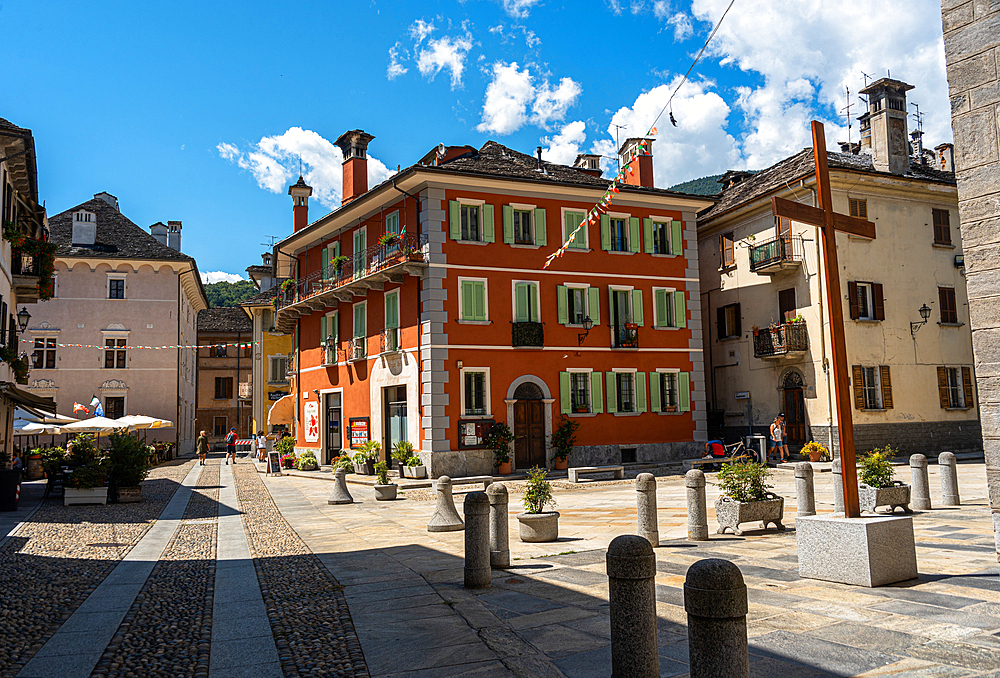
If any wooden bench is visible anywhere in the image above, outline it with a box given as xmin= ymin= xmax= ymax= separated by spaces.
xmin=567 ymin=465 xmax=625 ymax=483
xmin=683 ymin=456 xmax=737 ymax=471
xmin=433 ymin=475 xmax=493 ymax=491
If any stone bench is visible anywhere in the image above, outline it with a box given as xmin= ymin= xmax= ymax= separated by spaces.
xmin=433 ymin=475 xmax=493 ymax=491
xmin=567 ymin=465 xmax=625 ymax=483
xmin=684 ymin=457 xmax=736 ymax=470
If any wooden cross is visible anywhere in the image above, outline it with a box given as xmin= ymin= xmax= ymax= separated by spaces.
xmin=770 ymin=121 xmax=876 ymax=518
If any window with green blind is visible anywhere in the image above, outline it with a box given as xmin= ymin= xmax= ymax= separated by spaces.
xmin=643 ymin=219 xmax=683 ymax=255
xmin=649 ymin=371 xmax=686 ymax=413
xmin=384 ymin=291 xmax=399 ymax=329
xmin=653 ymin=289 xmax=687 ymax=328
xmin=563 ymin=211 xmax=586 ymax=249
xmin=320 ymin=311 xmax=338 ymax=346
xmin=449 ymin=201 xmax=495 ymax=242
xmin=353 ymin=228 xmax=366 ymax=279
xmin=460 ymin=279 xmax=487 ymax=321
xmin=557 ymin=286 xmax=601 ymax=325
xmin=606 ymin=371 xmax=646 ymax=413
xmin=513 ymin=282 xmax=539 ymax=322
xmin=502 ymin=206 xmax=547 ymax=246
xmin=559 ymin=371 xmax=603 ymax=414
xmin=322 ymin=242 xmax=340 ymax=280
xmin=353 ymin=303 xmax=366 ymax=338
xmin=386 ymin=211 xmax=400 ymax=235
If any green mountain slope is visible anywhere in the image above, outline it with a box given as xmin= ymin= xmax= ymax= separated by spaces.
xmin=668 ymin=174 xmax=724 ymax=196
xmin=205 ymin=279 xmax=258 ymax=307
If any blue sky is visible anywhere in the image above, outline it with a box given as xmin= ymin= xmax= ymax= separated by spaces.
xmin=6 ymin=0 xmax=950 ymax=282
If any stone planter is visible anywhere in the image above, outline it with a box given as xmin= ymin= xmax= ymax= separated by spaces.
xmin=517 ymin=511 xmax=560 ymax=542
xmin=353 ymin=460 xmax=375 ymax=476
xmin=374 ymin=484 xmax=398 ymax=501
xmin=298 ymin=462 xmax=319 ymax=471
xmin=118 ymin=486 xmax=142 ymax=503
xmin=65 ymin=487 xmax=109 ymax=506
xmin=715 ymin=493 xmax=785 ymax=536
xmin=859 ymin=482 xmax=911 ymax=514
xmin=403 ymin=465 xmax=426 ymax=479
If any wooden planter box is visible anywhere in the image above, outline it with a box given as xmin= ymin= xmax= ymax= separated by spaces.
xmin=65 ymin=487 xmax=109 ymax=506
xmin=715 ymin=494 xmax=785 ymax=536
xmin=859 ymin=482 xmax=911 ymax=514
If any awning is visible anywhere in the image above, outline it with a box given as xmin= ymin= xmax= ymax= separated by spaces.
xmin=60 ymin=416 xmax=128 ymax=433
xmin=0 ymin=382 xmax=56 ymax=417
xmin=268 ymin=394 xmax=295 ymax=426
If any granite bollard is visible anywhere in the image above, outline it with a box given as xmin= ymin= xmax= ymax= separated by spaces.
xmin=636 ymin=473 xmax=659 ymax=547
xmin=686 ymin=469 xmax=709 ymax=541
xmin=939 ymin=452 xmax=961 ymax=506
xmin=794 ymin=462 xmax=816 ymax=517
xmin=327 ymin=468 xmax=354 ymax=505
xmin=486 ymin=483 xmax=510 ymax=568
xmin=464 ymin=491 xmax=491 ymax=589
xmin=832 ymin=457 xmax=844 ymax=514
xmin=910 ymin=454 xmax=931 ymax=511
xmin=607 ymin=535 xmax=658 ymax=678
xmin=684 ymin=559 xmax=750 ymax=678
xmin=427 ymin=476 xmax=465 ymax=532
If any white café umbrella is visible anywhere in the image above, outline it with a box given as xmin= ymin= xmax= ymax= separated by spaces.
xmin=60 ymin=416 xmax=129 ymax=434
xmin=115 ymin=415 xmax=174 ymax=431
xmin=13 ymin=420 xmax=62 ymax=436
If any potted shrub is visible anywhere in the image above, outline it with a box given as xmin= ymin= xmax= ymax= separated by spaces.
xmin=65 ymin=461 xmax=109 ymax=506
xmin=105 ymin=430 xmax=151 ymax=503
xmin=373 ymin=461 xmax=398 ymax=500
xmin=0 ymin=449 xmax=21 ymax=512
xmin=331 ymin=454 xmax=354 ymax=473
xmin=273 ymin=436 xmax=295 ymax=469
xmin=487 ymin=422 xmax=514 ymax=475
xmin=40 ymin=446 xmax=65 ymax=479
xmin=296 ymin=450 xmax=319 ymax=471
xmin=331 ymin=255 xmax=348 ymax=276
xmin=859 ymin=446 xmax=911 ymax=513
xmin=550 ymin=416 xmax=579 ymax=471
xmin=715 ymin=461 xmax=785 ymax=536
xmin=392 ymin=440 xmax=413 ymax=476
xmin=517 ymin=466 xmax=559 ymax=542
xmin=403 ymin=455 xmax=426 ymax=479
xmin=353 ymin=440 xmax=381 ymax=475
xmin=801 ymin=440 xmax=830 ymax=463
xmin=378 ymin=232 xmax=400 ymax=248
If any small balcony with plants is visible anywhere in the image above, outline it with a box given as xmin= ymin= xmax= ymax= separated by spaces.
xmin=321 ymin=342 xmax=338 ymax=366
xmin=380 ymin=327 xmax=400 ymax=354
xmin=511 ymin=321 xmax=544 ymax=348
xmin=4 ymin=220 xmax=57 ymax=303
xmin=348 ymin=337 xmax=367 ymax=362
xmin=753 ymin=320 xmax=808 ymax=360
xmin=749 ymin=236 xmax=804 ymax=275
xmin=611 ymin=323 xmax=639 ymax=349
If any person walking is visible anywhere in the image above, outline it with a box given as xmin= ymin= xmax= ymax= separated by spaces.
xmin=197 ymin=430 xmax=208 ymax=466
xmin=769 ymin=414 xmax=788 ymax=463
xmin=225 ymin=427 xmax=237 ymax=465
xmin=256 ymin=431 xmax=267 ymax=462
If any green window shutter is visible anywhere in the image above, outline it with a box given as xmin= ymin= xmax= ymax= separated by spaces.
xmin=629 ymin=217 xmax=641 ymax=253
xmin=353 ymin=304 xmax=365 ymax=338
xmin=608 ymin=287 xmax=616 ymax=323
xmin=679 ymin=372 xmax=691 ymax=412
xmin=649 ymin=372 xmax=661 ymax=412
xmin=449 ymin=200 xmax=461 ymax=240
xmin=636 ymin=372 xmax=647 ymax=412
xmin=588 ymin=287 xmax=600 ymax=324
xmin=606 ymin=372 xmax=618 ymax=413
xmin=320 ymin=316 xmax=327 ymax=345
xmin=321 ymin=248 xmax=330 ymax=280
xmin=534 ymin=208 xmax=547 ymax=246
xmin=601 ymin=214 xmax=611 ymax=251
xmin=515 ymin=283 xmax=529 ymax=322
xmin=654 ymin=289 xmax=668 ymax=328
xmin=643 ymin=218 xmax=654 ymax=253
xmin=632 ymin=289 xmax=644 ymax=326
xmin=502 ymin=205 xmax=514 ymax=244
xmin=557 ymin=285 xmax=569 ymax=324
xmin=671 ymin=220 xmax=683 ymax=256
xmin=591 ymin=372 xmax=603 ymax=413
xmin=332 ymin=311 xmax=339 ymax=344
xmin=564 ymin=211 xmax=585 ymax=249
xmin=474 ymin=281 xmax=486 ymax=321
xmin=559 ymin=372 xmax=571 ymax=414
xmin=333 ymin=241 xmax=340 ymax=258
xmin=529 ymin=284 xmax=539 ymax=322
xmin=483 ymin=204 xmax=495 ymax=243
xmin=674 ymin=290 xmax=686 ymax=329
xmin=386 ymin=292 xmax=399 ymax=329
xmin=461 ymin=281 xmax=473 ymax=320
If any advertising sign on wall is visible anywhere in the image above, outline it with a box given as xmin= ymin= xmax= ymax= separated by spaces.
xmin=304 ymin=401 xmax=320 ymax=442
xmin=350 ymin=417 xmax=370 ymax=449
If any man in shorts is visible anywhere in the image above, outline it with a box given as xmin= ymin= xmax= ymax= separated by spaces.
xmin=225 ymin=427 xmax=237 ymax=465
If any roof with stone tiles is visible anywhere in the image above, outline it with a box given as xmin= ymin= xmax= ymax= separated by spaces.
xmin=197 ymin=307 xmax=252 ymax=332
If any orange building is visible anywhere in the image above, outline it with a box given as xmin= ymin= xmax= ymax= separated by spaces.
xmin=273 ymin=131 xmax=712 ymax=476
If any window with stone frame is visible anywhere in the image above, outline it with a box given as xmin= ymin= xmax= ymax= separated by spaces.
xmin=933 ymin=208 xmax=952 ymax=245
xmin=104 ymin=339 xmax=127 ymax=369
xmin=659 ymin=372 xmax=677 ymax=412
xmin=464 ymin=370 xmax=487 ymax=415
xmin=32 ymin=338 xmax=56 ymax=369
xmin=570 ymin=372 xmax=591 ymax=413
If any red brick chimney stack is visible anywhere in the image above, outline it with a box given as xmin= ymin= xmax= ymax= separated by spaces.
xmin=335 ymin=130 xmax=375 ymax=204
xmin=288 ymin=176 xmax=313 ymax=232
xmin=619 ymin=138 xmax=655 ymax=188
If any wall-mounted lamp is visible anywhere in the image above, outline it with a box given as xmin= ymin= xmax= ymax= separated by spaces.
xmin=910 ymin=303 xmax=932 ymax=337
xmin=578 ymin=316 xmax=595 ymax=346
xmin=16 ymin=307 xmax=30 ymax=332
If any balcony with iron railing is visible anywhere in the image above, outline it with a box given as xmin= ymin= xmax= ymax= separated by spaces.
xmin=511 ymin=321 xmax=544 ymax=347
xmin=753 ymin=321 xmax=808 ymax=360
xmin=380 ymin=328 xmax=400 ymax=354
xmin=348 ymin=337 xmax=367 ymax=362
xmin=321 ymin=343 xmax=338 ymax=366
xmin=275 ymin=233 xmax=428 ymax=332
xmin=611 ymin=323 xmax=639 ymax=349
xmin=749 ymin=236 xmax=804 ymax=274
xmin=11 ymin=250 xmax=41 ymax=302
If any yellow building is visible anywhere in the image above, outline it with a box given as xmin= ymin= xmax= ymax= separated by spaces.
xmin=242 ymin=253 xmax=292 ymax=435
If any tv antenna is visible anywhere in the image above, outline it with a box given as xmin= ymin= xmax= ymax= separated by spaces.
xmin=611 ymin=123 xmax=627 ymax=171
xmin=840 ymin=86 xmax=853 ymax=150
xmin=261 ymin=235 xmax=280 ymax=248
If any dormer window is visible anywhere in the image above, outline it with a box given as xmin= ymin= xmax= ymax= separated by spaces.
xmin=74 ymin=211 xmax=94 ymax=223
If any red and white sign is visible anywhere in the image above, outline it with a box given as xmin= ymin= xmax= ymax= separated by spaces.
xmin=304 ymin=401 xmax=320 ymax=442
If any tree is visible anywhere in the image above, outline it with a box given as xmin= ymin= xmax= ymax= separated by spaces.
xmin=205 ymin=279 xmax=258 ymax=307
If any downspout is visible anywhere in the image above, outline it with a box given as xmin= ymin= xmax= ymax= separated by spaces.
xmin=800 ymin=179 xmax=834 ymax=447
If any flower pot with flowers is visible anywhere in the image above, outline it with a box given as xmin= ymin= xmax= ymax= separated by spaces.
xmin=296 ymin=450 xmax=319 ymax=471
xmin=105 ymin=430 xmax=151 ymax=504
xmin=378 ymin=232 xmax=400 ymax=248
xmin=550 ymin=416 xmax=579 ymax=471
xmin=64 ymin=437 xmax=109 ymax=506
xmin=801 ymin=440 xmax=830 ymax=463
xmin=715 ymin=460 xmax=785 ymax=536
xmin=486 ymin=422 xmax=514 ymax=475
xmin=373 ymin=461 xmax=398 ymax=501
xmin=517 ymin=467 xmax=559 ymax=542
xmin=859 ymin=446 xmax=910 ymax=514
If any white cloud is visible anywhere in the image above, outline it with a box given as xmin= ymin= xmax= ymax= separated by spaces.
xmin=409 ymin=19 xmax=435 ymax=45
xmin=202 ymin=271 xmax=245 ymax=284
xmin=416 ymin=32 xmax=474 ymax=89
xmin=541 ymin=121 xmax=587 ymax=166
xmin=501 ymin=0 xmax=542 ymax=18
xmin=652 ymin=1 xmax=670 ymax=18
xmin=630 ymin=1 xmax=646 ymax=14
xmin=217 ymin=128 xmax=395 ymax=209
xmin=477 ymin=62 xmax=583 ymax=135
xmin=387 ymin=43 xmax=408 ymax=79
xmin=607 ymin=0 xmax=623 ymax=15
xmin=667 ymin=12 xmax=693 ymax=41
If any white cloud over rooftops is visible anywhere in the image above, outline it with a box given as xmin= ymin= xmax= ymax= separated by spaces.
xmin=477 ymin=61 xmax=582 ymax=135
xmin=202 ymin=271 xmax=245 ymax=284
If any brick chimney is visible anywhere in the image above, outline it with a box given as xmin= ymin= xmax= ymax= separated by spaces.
xmin=288 ymin=176 xmax=313 ymax=232
xmin=935 ymin=143 xmax=955 ymax=172
xmin=619 ymin=138 xmax=655 ymax=188
xmin=334 ymin=130 xmax=375 ymax=204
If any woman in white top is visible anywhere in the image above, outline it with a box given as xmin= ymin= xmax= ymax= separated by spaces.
xmin=769 ymin=414 xmax=788 ymax=462
xmin=256 ymin=432 xmax=268 ymax=461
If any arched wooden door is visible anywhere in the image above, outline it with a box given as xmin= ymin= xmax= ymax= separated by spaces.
xmin=782 ymin=372 xmax=806 ymax=445
xmin=512 ymin=382 xmax=546 ymax=469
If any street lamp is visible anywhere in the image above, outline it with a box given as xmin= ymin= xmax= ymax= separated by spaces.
xmin=16 ymin=307 xmax=30 ymax=332
xmin=577 ymin=316 xmax=594 ymax=346
xmin=910 ymin=304 xmax=932 ymax=337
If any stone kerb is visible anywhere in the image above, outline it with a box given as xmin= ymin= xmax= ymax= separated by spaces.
xmin=427 ymin=476 xmax=465 ymax=532
xmin=684 ymin=558 xmax=750 ymax=678
xmin=636 ymin=473 xmax=659 ymax=547
xmin=685 ymin=469 xmax=709 ymax=541
xmin=607 ymin=535 xmax=659 ymax=677
xmin=910 ymin=454 xmax=931 ymax=511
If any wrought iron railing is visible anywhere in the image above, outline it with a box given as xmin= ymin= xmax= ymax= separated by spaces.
xmin=349 ymin=337 xmax=366 ymax=361
xmin=612 ymin=323 xmax=639 ymax=349
xmin=277 ymin=232 xmax=428 ymax=310
xmin=322 ymin=344 xmax=338 ymax=366
xmin=511 ymin=321 xmax=544 ymax=347
xmin=287 ymin=352 xmax=296 ymax=374
xmin=11 ymin=251 xmax=39 ymax=276
xmin=380 ymin=328 xmax=399 ymax=353
xmin=753 ymin=322 xmax=808 ymax=358
xmin=749 ymin=236 xmax=804 ymax=272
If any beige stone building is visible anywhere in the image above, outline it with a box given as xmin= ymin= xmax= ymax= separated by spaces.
xmin=698 ymin=78 xmax=980 ymax=456
xmin=195 ymin=307 xmax=252 ymax=445
xmin=26 ymin=193 xmax=207 ymax=451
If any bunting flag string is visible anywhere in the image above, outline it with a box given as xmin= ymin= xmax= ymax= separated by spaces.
xmin=20 ymin=340 xmax=259 ymax=351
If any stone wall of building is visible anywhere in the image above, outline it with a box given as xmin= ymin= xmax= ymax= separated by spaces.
xmin=940 ymin=0 xmax=1000 ymax=557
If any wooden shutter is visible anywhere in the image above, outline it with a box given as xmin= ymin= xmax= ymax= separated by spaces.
xmin=461 ymin=281 xmax=473 ymax=320
xmin=606 ymin=372 xmax=618 ymax=413
xmin=386 ymin=292 xmax=399 ymax=329
xmin=483 ymin=204 xmax=495 ymax=242
xmin=449 ymin=200 xmax=461 ymax=239
xmin=629 ymin=217 xmax=641 ymax=253
xmin=717 ymin=306 xmax=726 ymax=340
xmin=962 ymin=366 xmax=974 ymax=407
xmin=721 ymin=232 xmax=734 ymax=266
xmin=331 ymin=311 xmax=339 ymax=345
xmin=320 ymin=316 xmax=327 ymax=345
xmin=649 ymin=372 xmax=661 ymax=412
xmin=939 ymin=288 xmax=957 ymax=323
xmin=643 ymin=218 xmax=653 ymax=253
xmin=674 ymin=291 xmax=686 ymax=329
xmin=529 ymin=284 xmax=539 ymax=322
xmin=672 ymin=221 xmax=683 ymax=256
xmin=502 ymin=205 xmax=514 ymax=244
xmin=937 ymin=366 xmax=950 ymax=408
xmin=636 ymin=373 xmax=647 ymax=412
xmin=654 ymin=289 xmax=668 ymax=328
xmin=534 ymin=208 xmax=547 ymax=246
xmin=631 ymin=290 xmax=643 ymax=326
xmin=588 ymin=287 xmax=600 ymax=324
xmin=559 ymin=372 xmax=571 ymax=414
xmin=474 ymin=282 xmax=486 ymax=321
xmin=321 ymin=247 xmax=330 ymax=280
xmin=933 ymin=208 xmax=951 ymax=245
xmin=733 ymin=303 xmax=742 ymax=337
xmin=591 ymin=372 xmax=603 ymax=413
xmin=679 ymin=372 xmax=690 ymax=412
xmin=848 ymin=281 xmax=860 ymax=320
xmin=600 ymin=214 xmax=611 ymax=250
xmin=852 ymin=365 xmax=865 ymax=409
xmin=353 ymin=304 xmax=365 ymax=338
xmin=872 ymin=283 xmax=885 ymax=321
xmin=880 ymin=365 xmax=893 ymax=409
xmin=557 ymin=286 xmax=569 ymax=324
xmin=514 ymin=283 xmax=529 ymax=322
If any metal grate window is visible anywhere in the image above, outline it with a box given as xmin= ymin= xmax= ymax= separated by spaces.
xmin=570 ymin=373 xmax=590 ymax=413
xmin=616 ymin=373 xmax=636 ymax=413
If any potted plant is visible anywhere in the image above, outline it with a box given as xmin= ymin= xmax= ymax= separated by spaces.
xmin=353 ymin=440 xmax=381 ymax=475
xmin=373 ymin=461 xmax=398 ymax=500
xmin=105 ymin=430 xmax=151 ymax=503
xmin=487 ymin=422 xmax=514 ymax=475
xmin=378 ymin=232 xmax=400 ymax=248
xmin=517 ymin=466 xmax=559 ymax=542
xmin=859 ymin=446 xmax=911 ymax=513
xmin=40 ymin=446 xmax=65 ymax=479
xmin=0 ymin=449 xmax=21 ymax=512
xmin=401 ymin=245 xmax=422 ymax=261
xmin=330 ymin=454 xmax=354 ymax=473
xmin=403 ymin=455 xmax=426 ymax=479
xmin=550 ymin=416 xmax=579 ymax=471
xmin=281 ymin=453 xmax=297 ymax=469
xmin=801 ymin=440 xmax=830 ymax=463
xmin=392 ymin=440 xmax=413 ymax=476
xmin=296 ymin=450 xmax=319 ymax=471
xmin=715 ymin=461 xmax=785 ymax=536
xmin=787 ymin=314 xmax=805 ymax=324
xmin=331 ymin=255 xmax=348 ymax=276
xmin=281 ymin=278 xmax=295 ymax=301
